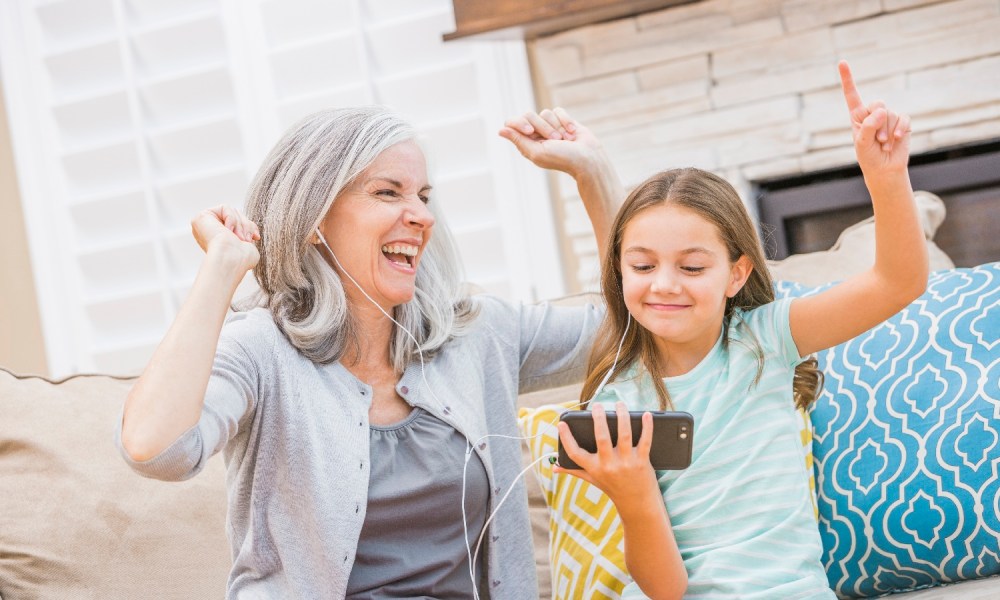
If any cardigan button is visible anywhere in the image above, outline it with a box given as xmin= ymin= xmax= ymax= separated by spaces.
xmin=492 ymin=580 xmax=501 ymax=588
xmin=400 ymin=386 xmax=409 ymax=394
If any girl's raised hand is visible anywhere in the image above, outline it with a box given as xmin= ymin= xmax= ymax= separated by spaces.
xmin=191 ymin=205 xmax=260 ymax=272
xmin=555 ymin=401 xmax=659 ymax=505
xmin=839 ymin=60 xmax=911 ymax=175
xmin=499 ymin=107 xmax=604 ymax=177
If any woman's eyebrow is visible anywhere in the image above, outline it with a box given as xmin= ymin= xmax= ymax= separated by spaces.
xmin=366 ymin=177 xmax=402 ymax=188
xmin=366 ymin=177 xmax=432 ymax=193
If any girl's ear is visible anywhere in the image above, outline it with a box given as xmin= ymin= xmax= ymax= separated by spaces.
xmin=726 ymin=255 xmax=753 ymax=298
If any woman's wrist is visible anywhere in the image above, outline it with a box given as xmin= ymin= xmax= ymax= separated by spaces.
xmin=208 ymin=231 xmax=257 ymax=263
xmin=203 ymin=241 xmax=256 ymax=289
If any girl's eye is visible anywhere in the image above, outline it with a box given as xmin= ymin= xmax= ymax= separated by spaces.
xmin=681 ymin=266 xmax=706 ymax=274
xmin=630 ymin=264 xmax=654 ymax=273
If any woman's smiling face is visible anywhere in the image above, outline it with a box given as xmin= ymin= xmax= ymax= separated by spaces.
xmin=319 ymin=140 xmax=435 ymax=311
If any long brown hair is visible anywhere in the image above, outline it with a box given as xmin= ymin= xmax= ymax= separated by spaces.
xmin=579 ymin=168 xmax=822 ymax=411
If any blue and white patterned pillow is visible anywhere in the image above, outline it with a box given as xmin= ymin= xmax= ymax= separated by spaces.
xmin=775 ymin=263 xmax=1000 ymax=599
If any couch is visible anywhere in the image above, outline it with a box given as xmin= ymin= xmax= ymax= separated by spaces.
xmin=2 ymin=192 xmax=997 ymax=599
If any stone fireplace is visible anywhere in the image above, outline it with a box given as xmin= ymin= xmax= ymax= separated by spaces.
xmin=757 ymin=140 xmax=1000 ymax=265
xmin=522 ymin=0 xmax=1000 ymax=291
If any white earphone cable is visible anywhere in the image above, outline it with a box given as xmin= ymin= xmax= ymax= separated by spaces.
xmin=315 ymin=229 xmax=631 ymax=598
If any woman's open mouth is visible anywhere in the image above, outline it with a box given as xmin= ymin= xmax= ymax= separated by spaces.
xmin=381 ymin=244 xmax=418 ymax=268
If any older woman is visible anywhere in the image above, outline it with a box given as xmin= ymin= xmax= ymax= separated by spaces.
xmin=118 ymin=106 xmax=620 ymax=599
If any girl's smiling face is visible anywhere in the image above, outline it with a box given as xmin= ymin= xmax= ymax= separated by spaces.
xmin=620 ymin=202 xmax=751 ymax=369
xmin=319 ymin=140 xmax=435 ymax=311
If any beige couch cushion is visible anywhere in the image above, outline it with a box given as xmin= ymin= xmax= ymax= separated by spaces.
xmin=900 ymin=577 xmax=1000 ymax=599
xmin=0 ymin=369 xmax=230 ymax=600
xmin=767 ymin=190 xmax=954 ymax=285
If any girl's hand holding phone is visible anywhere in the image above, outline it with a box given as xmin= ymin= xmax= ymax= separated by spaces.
xmin=555 ymin=401 xmax=661 ymax=506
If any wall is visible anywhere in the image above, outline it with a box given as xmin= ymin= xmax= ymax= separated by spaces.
xmin=527 ymin=0 xmax=1000 ymax=290
xmin=1 ymin=0 xmax=551 ymax=377
xmin=0 ymin=78 xmax=48 ymax=376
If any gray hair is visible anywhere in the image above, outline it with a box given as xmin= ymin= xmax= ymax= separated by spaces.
xmin=243 ymin=106 xmax=477 ymax=371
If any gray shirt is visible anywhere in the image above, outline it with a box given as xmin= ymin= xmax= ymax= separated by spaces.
xmin=346 ymin=407 xmax=489 ymax=598
xmin=119 ymin=295 xmax=602 ymax=599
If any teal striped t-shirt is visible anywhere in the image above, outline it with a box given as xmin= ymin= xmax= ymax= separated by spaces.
xmin=594 ymin=298 xmax=834 ymax=599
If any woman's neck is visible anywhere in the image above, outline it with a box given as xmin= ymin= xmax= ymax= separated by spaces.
xmin=342 ymin=300 xmax=398 ymax=377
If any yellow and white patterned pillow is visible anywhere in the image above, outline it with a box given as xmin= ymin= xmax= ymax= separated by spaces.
xmin=518 ymin=402 xmax=817 ymax=600
xmin=519 ymin=402 xmax=629 ymax=599
xmin=798 ymin=408 xmax=818 ymax=519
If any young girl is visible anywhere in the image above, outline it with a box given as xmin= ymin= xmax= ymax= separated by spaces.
xmin=554 ymin=61 xmax=929 ymax=599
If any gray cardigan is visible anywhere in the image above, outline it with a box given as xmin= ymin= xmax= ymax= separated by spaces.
xmin=120 ymin=295 xmax=602 ymax=599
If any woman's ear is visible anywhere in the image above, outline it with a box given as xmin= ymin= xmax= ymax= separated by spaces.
xmin=312 ymin=223 xmax=325 ymax=245
xmin=726 ymin=255 xmax=753 ymax=298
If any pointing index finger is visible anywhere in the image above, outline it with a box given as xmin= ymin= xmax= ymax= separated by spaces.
xmin=838 ymin=60 xmax=865 ymax=114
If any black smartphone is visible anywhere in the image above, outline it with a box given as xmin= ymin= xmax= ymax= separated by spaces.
xmin=558 ymin=410 xmax=694 ymax=470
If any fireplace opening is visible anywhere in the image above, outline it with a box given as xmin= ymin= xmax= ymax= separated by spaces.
xmin=755 ymin=139 xmax=1000 ymax=268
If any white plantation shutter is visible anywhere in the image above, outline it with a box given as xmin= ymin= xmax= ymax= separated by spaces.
xmin=1 ymin=0 xmax=562 ymax=378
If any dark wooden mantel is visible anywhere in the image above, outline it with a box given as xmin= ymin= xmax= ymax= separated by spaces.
xmin=444 ymin=0 xmax=698 ymax=41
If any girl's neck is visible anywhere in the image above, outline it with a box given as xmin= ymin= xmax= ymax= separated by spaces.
xmin=654 ymin=320 xmax=724 ymax=377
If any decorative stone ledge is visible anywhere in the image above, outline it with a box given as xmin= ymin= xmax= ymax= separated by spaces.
xmin=444 ymin=0 xmax=695 ymax=41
